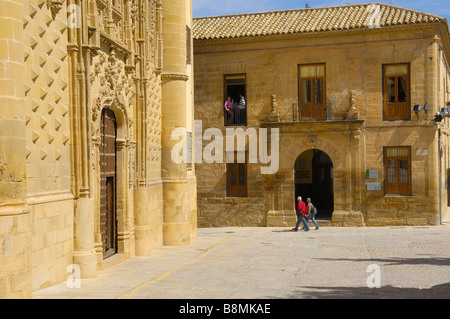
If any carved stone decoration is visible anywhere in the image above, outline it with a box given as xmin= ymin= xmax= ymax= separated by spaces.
xmin=352 ymin=131 xmax=361 ymax=149
xmin=308 ymin=135 xmax=318 ymax=148
xmin=90 ymin=50 xmax=133 ymax=141
xmin=128 ymin=141 xmax=136 ymax=188
xmin=161 ymin=73 xmax=189 ymax=82
xmin=346 ymin=90 xmax=359 ymax=120
xmin=91 ymin=136 xmax=101 ymax=172
xmin=266 ymin=94 xmax=280 ymax=122
xmin=47 ymin=0 xmax=65 ymax=15
xmin=96 ymin=0 xmax=107 ymax=33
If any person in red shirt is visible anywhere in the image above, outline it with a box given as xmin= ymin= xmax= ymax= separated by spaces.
xmin=292 ymin=196 xmax=310 ymax=231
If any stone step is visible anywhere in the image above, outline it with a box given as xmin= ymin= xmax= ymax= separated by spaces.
xmin=315 ymin=219 xmax=332 ymax=227
xmin=100 ymin=254 xmax=125 ymax=270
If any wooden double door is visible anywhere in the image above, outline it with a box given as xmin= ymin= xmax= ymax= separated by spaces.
xmin=100 ymin=108 xmax=117 ymax=259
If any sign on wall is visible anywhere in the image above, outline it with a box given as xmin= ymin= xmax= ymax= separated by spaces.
xmin=367 ymin=183 xmax=382 ymax=191
xmin=366 ymin=170 xmax=379 ymax=179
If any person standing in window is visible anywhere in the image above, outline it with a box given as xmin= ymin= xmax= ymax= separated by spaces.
xmin=233 ymin=93 xmax=246 ymax=125
xmin=224 ymin=95 xmax=234 ymax=124
xmin=239 ymin=93 xmax=246 ymax=109
xmin=237 ymin=93 xmax=246 ymax=125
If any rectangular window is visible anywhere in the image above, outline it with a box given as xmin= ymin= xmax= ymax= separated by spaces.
xmin=383 ymin=64 xmax=410 ymax=120
xmin=384 ymin=146 xmax=411 ymax=195
xmin=224 ymin=74 xmax=247 ymax=126
xmin=226 ymin=151 xmax=247 ymax=197
xmin=298 ymin=64 xmax=326 ymax=120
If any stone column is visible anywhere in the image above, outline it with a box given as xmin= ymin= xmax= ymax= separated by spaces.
xmin=73 ymin=197 xmax=97 ymax=278
xmin=161 ymin=0 xmax=191 ymax=246
xmin=352 ymin=129 xmax=363 ymax=213
xmin=69 ymin=4 xmax=97 ymax=277
xmin=134 ymin=187 xmax=151 ymax=254
xmin=0 ymin=0 xmax=32 ymax=298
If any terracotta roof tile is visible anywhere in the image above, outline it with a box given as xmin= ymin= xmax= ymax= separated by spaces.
xmin=193 ymin=2 xmax=445 ymax=40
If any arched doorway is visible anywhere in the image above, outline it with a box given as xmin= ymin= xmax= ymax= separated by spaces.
xmin=100 ymin=108 xmax=117 ymax=259
xmin=295 ymin=149 xmax=334 ymax=219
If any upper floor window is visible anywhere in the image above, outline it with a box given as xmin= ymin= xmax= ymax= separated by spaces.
xmin=224 ymin=74 xmax=247 ymax=126
xmin=383 ymin=64 xmax=410 ymax=120
xmin=298 ymin=64 xmax=326 ymax=120
xmin=384 ymin=146 xmax=411 ymax=196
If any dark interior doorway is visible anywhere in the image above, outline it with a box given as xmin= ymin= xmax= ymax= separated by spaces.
xmin=295 ymin=149 xmax=334 ymax=219
xmin=100 ymin=108 xmax=118 ymax=259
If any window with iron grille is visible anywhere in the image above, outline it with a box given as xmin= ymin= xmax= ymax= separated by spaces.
xmin=298 ymin=64 xmax=326 ymax=120
xmin=384 ymin=146 xmax=411 ymax=196
xmin=383 ymin=64 xmax=410 ymax=120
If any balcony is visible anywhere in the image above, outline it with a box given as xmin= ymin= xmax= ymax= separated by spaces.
xmin=263 ymin=92 xmax=364 ymax=128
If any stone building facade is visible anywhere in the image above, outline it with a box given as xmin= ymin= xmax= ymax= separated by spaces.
xmin=0 ymin=0 xmax=196 ymax=298
xmin=193 ymin=4 xmax=450 ymax=228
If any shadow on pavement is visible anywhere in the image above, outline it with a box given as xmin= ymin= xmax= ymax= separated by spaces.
xmin=281 ymin=282 xmax=450 ymax=299
xmin=314 ymin=257 xmax=450 ymax=266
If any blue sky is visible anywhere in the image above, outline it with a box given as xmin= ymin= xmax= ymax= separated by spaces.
xmin=193 ymin=0 xmax=450 ymax=21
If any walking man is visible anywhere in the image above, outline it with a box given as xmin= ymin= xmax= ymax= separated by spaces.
xmin=292 ymin=196 xmax=310 ymax=231
xmin=306 ymin=198 xmax=319 ymax=230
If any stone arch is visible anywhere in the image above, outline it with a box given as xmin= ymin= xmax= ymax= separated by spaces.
xmin=279 ymin=134 xmax=344 ymax=171
xmin=95 ymin=95 xmax=130 ymax=141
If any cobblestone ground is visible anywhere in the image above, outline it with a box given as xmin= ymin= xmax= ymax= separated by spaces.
xmin=33 ymin=225 xmax=450 ymax=299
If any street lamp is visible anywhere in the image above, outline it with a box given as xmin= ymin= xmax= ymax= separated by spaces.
xmin=434 ymin=103 xmax=450 ymax=122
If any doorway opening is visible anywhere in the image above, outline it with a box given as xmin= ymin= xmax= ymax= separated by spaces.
xmin=295 ymin=149 xmax=334 ymax=219
xmin=100 ymin=108 xmax=118 ymax=259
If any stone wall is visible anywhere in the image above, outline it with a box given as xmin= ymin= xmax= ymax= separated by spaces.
xmin=28 ymin=194 xmax=73 ymax=291
xmin=22 ymin=0 xmax=73 ymax=291
xmin=0 ymin=0 xmax=31 ymax=299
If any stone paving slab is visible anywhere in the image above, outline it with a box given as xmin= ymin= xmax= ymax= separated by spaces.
xmin=32 ymin=225 xmax=450 ymax=299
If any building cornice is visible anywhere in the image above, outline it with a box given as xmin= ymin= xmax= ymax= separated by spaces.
xmin=194 ymin=22 xmax=446 ymax=48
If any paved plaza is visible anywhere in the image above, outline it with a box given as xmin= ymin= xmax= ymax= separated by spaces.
xmin=33 ymin=224 xmax=450 ymax=299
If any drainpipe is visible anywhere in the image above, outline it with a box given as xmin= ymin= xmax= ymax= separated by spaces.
xmin=439 ymin=129 xmax=443 ymax=225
